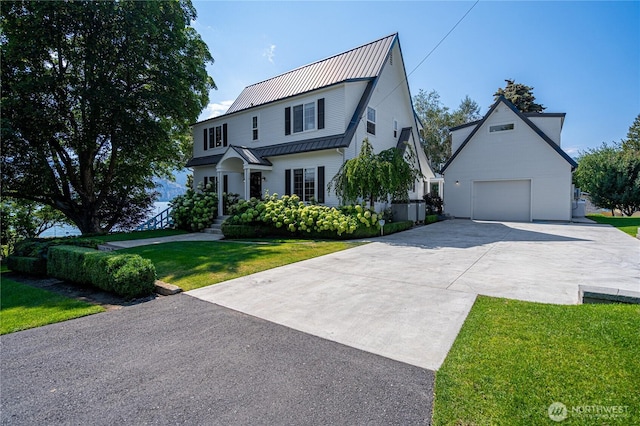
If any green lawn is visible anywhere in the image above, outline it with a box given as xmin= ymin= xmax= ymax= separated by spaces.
xmin=433 ymin=296 xmax=639 ymax=425
xmin=122 ymin=240 xmax=363 ymax=291
xmin=587 ymin=214 xmax=640 ymax=237
xmin=0 ymin=277 xmax=105 ymax=335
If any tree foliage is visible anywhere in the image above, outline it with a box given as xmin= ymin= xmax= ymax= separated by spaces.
xmin=574 ymin=142 xmax=640 ymax=217
xmin=413 ymin=90 xmax=481 ymax=170
xmin=623 ymin=114 xmax=640 ymax=152
xmin=329 ymin=139 xmax=423 ymax=208
xmin=494 ymin=79 xmax=545 ymax=113
xmin=1 ymin=0 xmax=215 ymax=234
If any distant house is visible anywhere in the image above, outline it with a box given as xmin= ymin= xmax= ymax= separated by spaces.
xmin=441 ymin=96 xmax=578 ymax=222
xmin=187 ymin=33 xmax=434 ymax=216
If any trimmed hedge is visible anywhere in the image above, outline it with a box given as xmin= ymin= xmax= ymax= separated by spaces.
xmin=425 ymin=214 xmax=439 ymax=224
xmin=383 ymin=220 xmax=413 ymax=234
xmin=6 ymin=256 xmax=47 ymax=276
xmin=47 ymin=246 xmax=156 ymax=299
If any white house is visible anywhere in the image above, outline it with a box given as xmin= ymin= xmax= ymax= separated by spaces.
xmin=440 ymin=96 xmax=578 ymax=222
xmin=187 ymin=33 xmax=434 ymax=217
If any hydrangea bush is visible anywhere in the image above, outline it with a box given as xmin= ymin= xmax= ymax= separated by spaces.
xmin=170 ymin=182 xmax=218 ymax=232
xmin=225 ymin=193 xmax=379 ymax=237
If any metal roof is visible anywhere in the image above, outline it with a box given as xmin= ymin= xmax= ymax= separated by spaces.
xmin=185 ymin=153 xmax=223 ymax=168
xmin=232 ymin=146 xmax=272 ymax=166
xmin=224 ymin=34 xmax=397 ymax=115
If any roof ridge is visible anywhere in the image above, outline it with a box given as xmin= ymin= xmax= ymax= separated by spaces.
xmin=242 ymin=33 xmax=398 ymax=89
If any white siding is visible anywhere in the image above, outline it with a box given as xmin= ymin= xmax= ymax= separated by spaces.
xmin=527 ymin=116 xmax=563 ymax=146
xmin=443 ymin=103 xmax=573 ymax=221
xmin=451 ymin=125 xmax=475 ymax=153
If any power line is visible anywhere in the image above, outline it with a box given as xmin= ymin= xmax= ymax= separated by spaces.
xmin=373 ymin=0 xmax=480 ymax=109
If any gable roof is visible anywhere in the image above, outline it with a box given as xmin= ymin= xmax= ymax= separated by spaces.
xmin=222 ymin=34 xmax=397 ymax=116
xmin=440 ymin=96 xmax=578 ymax=173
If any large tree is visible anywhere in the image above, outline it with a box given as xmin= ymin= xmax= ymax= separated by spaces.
xmin=494 ymin=79 xmax=545 ymax=113
xmin=413 ymin=90 xmax=481 ymax=170
xmin=1 ymin=1 xmax=215 ymax=234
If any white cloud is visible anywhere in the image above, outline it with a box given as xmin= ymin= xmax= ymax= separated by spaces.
xmin=200 ymin=100 xmax=234 ymax=121
xmin=263 ymin=44 xmax=276 ymax=63
xmin=563 ymin=145 xmax=582 ymax=157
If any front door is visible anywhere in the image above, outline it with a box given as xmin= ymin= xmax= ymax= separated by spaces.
xmin=250 ymin=171 xmax=262 ymax=199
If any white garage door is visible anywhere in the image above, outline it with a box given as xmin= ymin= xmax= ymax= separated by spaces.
xmin=473 ymin=180 xmax=531 ymax=222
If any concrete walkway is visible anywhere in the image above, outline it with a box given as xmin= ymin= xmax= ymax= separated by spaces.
xmin=102 ymin=232 xmax=223 ymax=249
xmin=189 ymin=219 xmax=640 ymax=371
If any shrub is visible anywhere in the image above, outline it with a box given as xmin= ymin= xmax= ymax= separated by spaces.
xmin=224 ymin=193 xmax=380 ymax=239
xmin=424 ymin=193 xmax=443 ymax=215
xmin=170 ymin=182 xmax=218 ymax=231
xmin=425 ymin=214 xmax=439 ymax=224
xmin=12 ymin=237 xmax=100 ymax=260
xmin=383 ymin=220 xmax=413 ymax=235
xmin=6 ymin=256 xmax=47 ymax=275
xmin=47 ymin=246 xmax=156 ymax=299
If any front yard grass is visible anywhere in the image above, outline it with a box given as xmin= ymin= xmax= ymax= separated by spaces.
xmin=587 ymin=214 xmax=640 ymax=237
xmin=0 ymin=276 xmax=105 ymax=335
xmin=122 ymin=240 xmax=364 ymax=291
xmin=433 ymin=296 xmax=639 ymax=425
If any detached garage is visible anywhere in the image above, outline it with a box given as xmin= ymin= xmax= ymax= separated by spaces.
xmin=441 ymin=96 xmax=577 ymax=222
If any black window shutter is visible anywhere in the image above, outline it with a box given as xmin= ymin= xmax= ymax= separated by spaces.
xmin=203 ymin=128 xmax=208 ymax=150
xmin=223 ymin=123 xmax=228 ymax=147
xmin=223 ymin=175 xmax=228 ymax=193
xmin=285 ymin=169 xmax=291 ymax=195
xmin=204 ymin=176 xmax=208 ymax=187
xmin=285 ymin=107 xmax=291 ymax=135
xmin=318 ymin=98 xmax=325 ymax=129
xmin=317 ymin=166 xmax=325 ymax=203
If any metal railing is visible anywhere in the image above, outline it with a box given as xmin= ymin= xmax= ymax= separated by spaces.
xmin=135 ymin=207 xmax=173 ymax=231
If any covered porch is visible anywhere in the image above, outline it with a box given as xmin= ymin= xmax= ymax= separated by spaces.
xmin=215 ymin=146 xmax=273 ymax=218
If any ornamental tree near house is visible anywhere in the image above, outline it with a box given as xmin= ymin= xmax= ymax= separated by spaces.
xmin=1 ymin=0 xmax=215 ymax=234
xmin=329 ymin=138 xmax=423 ymax=208
xmin=574 ymin=130 xmax=640 ymax=217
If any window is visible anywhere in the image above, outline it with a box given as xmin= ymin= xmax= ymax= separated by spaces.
xmin=215 ymin=126 xmax=222 ymax=147
xmin=393 ymin=119 xmax=398 ymax=138
xmin=203 ymin=176 xmax=218 ymax=191
xmin=367 ymin=107 xmax=376 ymax=135
xmin=304 ymin=102 xmax=315 ymax=131
xmin=287 ymin=167 xmax=321 ymax=202
xmin=252 ymin=116 xmax=258 ymax=140
xmin=285 ymin=99 xmax=323 ymax=135
xmin=304 ymin=168 xmax=315 ymax=201
xmin=489 ymin=123 xmax=515 ymax=133
xmin=208 ymin=124 xmax=228 ymax=148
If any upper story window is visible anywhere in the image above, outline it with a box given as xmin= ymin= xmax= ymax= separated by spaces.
xmin=285 ymin=98 xmax=325 ymax=135
xmin=367 ymin=107 xmax=376 ymax=135
xmin=252 ymin=116 xmax=258 ymax=140
xmin=204 ymin=123 xmax=228 ymax=150
xmin=489 ymin=123 xmax=514 ymax=133
xmin=393 ymin=119 xmax=398 ymax=138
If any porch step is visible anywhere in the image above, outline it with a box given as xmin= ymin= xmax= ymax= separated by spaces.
xmin=203 ymin=216 xmax=230 ymax=235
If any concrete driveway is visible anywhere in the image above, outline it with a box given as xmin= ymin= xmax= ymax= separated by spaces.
xmin=189 ymin=219 xmax=640 ymax=371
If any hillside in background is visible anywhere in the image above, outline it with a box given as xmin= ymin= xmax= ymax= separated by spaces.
xmin=155 ymin=169 xmax=189 ymax=202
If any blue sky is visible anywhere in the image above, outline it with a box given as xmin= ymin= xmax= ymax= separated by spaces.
xmin=192 ymin=1 xmax=639 ymax=157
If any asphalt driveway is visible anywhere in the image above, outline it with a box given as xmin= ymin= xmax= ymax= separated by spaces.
xmin=1 ymin=296 xmax=433 ymax=425
xmin=189 ymin=219 xmax=640 ymax=371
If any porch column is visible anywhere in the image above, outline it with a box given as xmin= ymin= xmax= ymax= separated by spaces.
xmin=217 ymin=170 xmax=223 ymax=218
xmin=243 ymin=167 xmax=250 ymax=200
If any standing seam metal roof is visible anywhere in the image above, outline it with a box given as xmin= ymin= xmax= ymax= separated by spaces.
xmin=224 ymin=33 xmax=397 ymax=115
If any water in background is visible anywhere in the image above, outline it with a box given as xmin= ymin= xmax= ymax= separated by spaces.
xmin=40 ymin=201 xmax=172 ymax=238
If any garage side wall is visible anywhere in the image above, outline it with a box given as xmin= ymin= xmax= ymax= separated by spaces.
xmin=443 ymin=105 xmax=573 ymax=221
